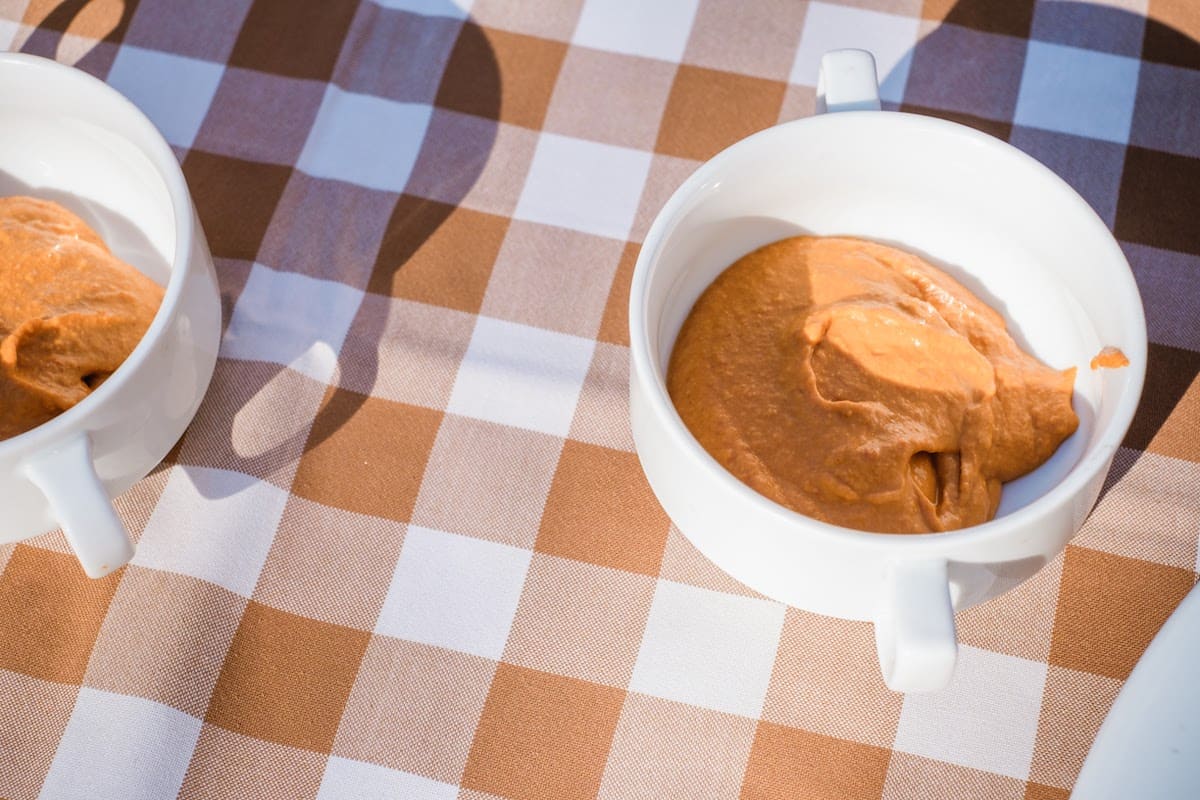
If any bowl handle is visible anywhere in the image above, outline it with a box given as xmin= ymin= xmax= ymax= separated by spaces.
xmin=23 ymin=433 xmax=133 ymax=579
xmin=874 ymin=558 xmax=958 ymax=692
xmin=816 ymin=49 xmax=882 ymax=114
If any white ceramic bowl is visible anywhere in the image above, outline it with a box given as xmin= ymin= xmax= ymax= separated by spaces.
xmin=0 ymin=53 xmax=220 ymax=577
xmin=629 ymin=51 xmax=1147 ymax=691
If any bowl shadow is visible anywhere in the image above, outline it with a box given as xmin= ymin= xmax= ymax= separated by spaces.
xmin=167 ymin=9 xmax=503 ymax=501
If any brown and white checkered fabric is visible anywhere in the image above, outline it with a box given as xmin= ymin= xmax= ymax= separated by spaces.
xmin=1 ymin=0 xmax=1197 ymax=798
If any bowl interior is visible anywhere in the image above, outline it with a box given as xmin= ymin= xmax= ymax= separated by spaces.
xmin=0 ymin=60 xmax=176 ymax=286
xmin=641 ymin=112 xmax=1145 ymax=519
xmin=0 ymin=55 xmax=193 ymax=462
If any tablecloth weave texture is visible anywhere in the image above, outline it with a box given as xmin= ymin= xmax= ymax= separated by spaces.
xmin=1 ymin=0 xmax=1198 ymax=798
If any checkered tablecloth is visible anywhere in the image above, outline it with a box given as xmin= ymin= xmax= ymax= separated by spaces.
xmin=1 ymin=0 xmax=1198 ymax=798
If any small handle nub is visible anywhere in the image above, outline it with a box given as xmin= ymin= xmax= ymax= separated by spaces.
xmin=816 ymin=49 xmax=882 ymax=114
xmin=23 ymin=433 xmax=133 ymax=578
xmin=875 ymin=558 xmax=958 ymax=692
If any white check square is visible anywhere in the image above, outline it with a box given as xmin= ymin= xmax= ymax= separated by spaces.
xmin=134 ymin=465 xmax=287 ymax=597
xmin=0 ymin=19 xmax=20 ymax=53
xmin=893 ymin=644 xmax=1048 ymax=780
xmin=318 ymin=756 xmax=458 ymax=800
xmin=789 ymin=2 xmax=920 ymax=103
xmin=572 ymin=0 xmax=701 ymax=62
xmin=1014 ymin=41 xmax=1140 ymax=144
xmin=629 ymin=580 xmax=786 ymax=718
xmin=298 ymin=85 xmax=432 ymax=193
xmin=107 ymin=46 xmax=223 ymax=148
xmin=376 ymin=526 xmax=532 ymax=659
xmin=222 ymin=262 xmax=364 ymax=383
xmin=39 ymin=688 xmax=202 ymax=800
xmin=353 ymin=295 xmax=477 ymax=410
xmin=447 ymin=315 xmax=595 ymax=437
xmin=514 ymin=132 xmax=651 ymax=242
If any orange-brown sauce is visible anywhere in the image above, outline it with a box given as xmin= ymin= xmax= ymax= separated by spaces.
xmin=668 ymin=236 xmax=1079 ymax=533
xmin=1090 ymin=346 xmax=1129 ymax=370
xmin=0 ymin=196 xmax=163 ymax=440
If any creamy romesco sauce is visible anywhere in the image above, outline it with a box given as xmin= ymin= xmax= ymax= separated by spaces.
xmin=0 ymin=196 xmax=163 ymax=441
xmin=668 ymin=236 xmax=1079 ymax=533
xmin=1090 ymin=346 xmax=1129 ymax=370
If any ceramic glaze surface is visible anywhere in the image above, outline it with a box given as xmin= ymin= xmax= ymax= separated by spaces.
xmin=629 ymin=50 xmax=1147 ymax=692
xmin=0 ymin=54 xmax=220 ymax=578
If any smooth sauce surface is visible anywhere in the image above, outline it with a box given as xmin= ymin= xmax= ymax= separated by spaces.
xmin=668 ymin=236 xmax=1079 ymax=533
xmin=0 ymin=196 xmax=163 ymax=441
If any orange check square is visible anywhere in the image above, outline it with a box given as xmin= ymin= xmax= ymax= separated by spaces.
xmin=1049 ymin=545 xmax=1194 ymax=680
xmin=182 ymin=151 xmax=292 ymax=261
xmin=741 ymin=721 xmax=891 ymax=800
xmin=0 ymin=545 xmax=121 ymax=684
xmin=921 ymin=0 xmax=1035 ymax=37
xmin=536 ymin=440 xmax=671 ymax=576
xmin=1144 ymin=0 xmax=1200 ymax=68
xmin=205 ymin=600 xmax=370 ymax=753
xmin=463 ymin=664 xmax=625 ymax=800
xmin=370 ymin=196 xmax=509 ymax=314
xmin=22 ymin=0 xmax=125 ymax=39
xmin=921 ymin=0 xmax=957 ymax=23
xmin=1025 ymin=783 xmax=1071 ymax=800
xmin=656 ymin=65 xmax=787 ymax=161
xmin=1147 ymin=367 xmax=1200 ymax=463
xmin=291 ymin=388 xmax=443 ymax=523
xmin=597 ymin=242 xmax=639 ymax=347
xmin=438 ymin=24 xmax=567 ymax=129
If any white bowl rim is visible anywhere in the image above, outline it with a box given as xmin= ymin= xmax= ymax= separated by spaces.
xmin=630 ymin=109 xmax=1149 ymax=553
xmin=0 ymin=52 xmax=197 ymax=457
